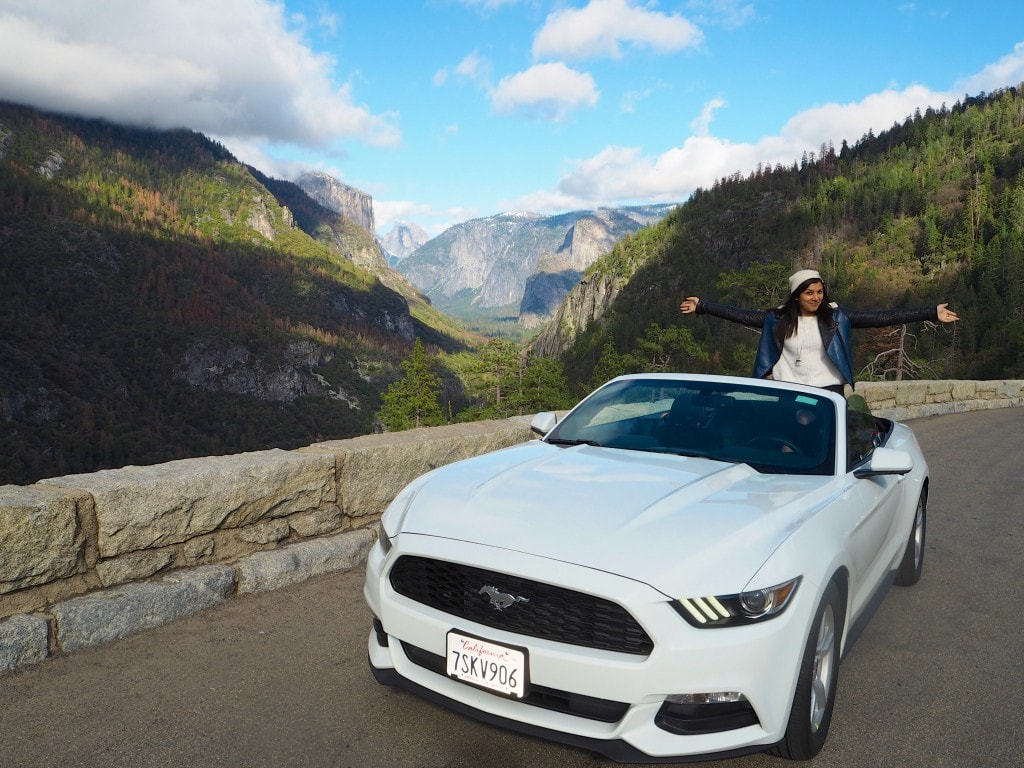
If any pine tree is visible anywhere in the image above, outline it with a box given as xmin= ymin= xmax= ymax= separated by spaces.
xmin=377 ymin=338 xmax=444 ymax=431
xmin=626 ymin=323 xmax=708 ymax=373
xmin=466 ymin=338 xmax=522 ymax=418
xmin=590 ymin=340 xmax=628 ymax=389
xmin=520 ymin=356 xmax=573 ymax=412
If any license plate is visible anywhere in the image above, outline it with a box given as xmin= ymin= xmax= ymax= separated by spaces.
xmin=446 ymin=630 xmax=528 ymax=698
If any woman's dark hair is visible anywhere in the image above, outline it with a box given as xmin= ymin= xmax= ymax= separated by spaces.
xmin=774 ymin=278 xmax=833 ymax=342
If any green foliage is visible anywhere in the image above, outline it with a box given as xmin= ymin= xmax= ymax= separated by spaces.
xmin=433 ymin=291 xmax=532 ymax=340
xmin=377 ymin=338 xmax=445 ymax=430
xmin=519 ymin=356 xmax=574 ymax=413
xmin=556 ymin=85 xmax=1024 ymax=388
xmin=0 ymin=101 xmax=460 ymax=485
xmin=460 ymin=338 xmax=522 ymax=419
xmin=450 ymin=339 xmax=573 ymax=418
xmin=625 ymin=323 xmax=709 ymax=374
xmin=716 ymin=263 xmax=791 ymax=307
xmin=7 ymin=86 xmax=1024 ymax=485
xmin=590 ymin=340 xmax=629 ymax=389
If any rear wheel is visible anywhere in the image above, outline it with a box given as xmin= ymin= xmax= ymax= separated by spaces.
xmin=773 ymin=582 xmax=844 ymax=760
xmin=894 ymin=490 xmax=927 ymax=587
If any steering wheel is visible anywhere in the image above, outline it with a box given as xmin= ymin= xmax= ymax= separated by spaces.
xmin=745 ymin=436 xmax=805 ymax=455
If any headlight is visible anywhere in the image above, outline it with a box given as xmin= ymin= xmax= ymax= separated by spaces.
xmin=377 ymin=520 xmax=393 ymax=555
xmin=672 ymin=577 xmax=801 ymax=628
xmin=376 ymin=480 xmax=424 ymax=556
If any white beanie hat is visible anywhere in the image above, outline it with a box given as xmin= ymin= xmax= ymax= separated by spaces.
xmin=788 ymin=269 xmax=823 ymax=295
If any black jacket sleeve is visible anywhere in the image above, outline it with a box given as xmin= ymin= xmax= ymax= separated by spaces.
xmin=695 ymin=300 xmax=769 ymax=329
xmin=842 ymin=305 xmax=939 ymax=328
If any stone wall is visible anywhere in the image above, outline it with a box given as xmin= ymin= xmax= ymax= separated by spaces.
xmin=1 ymin=419 xmax=533 ymax=674
xmin=856 ymin=379 xmax=1024 ymax=420
xmin=2 ymin=380 xmax=1022 ymax=675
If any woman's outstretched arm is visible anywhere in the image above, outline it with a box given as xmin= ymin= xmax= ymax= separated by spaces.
xmin=679 ymin=297 xmax=769 ymax=328
xmin=679 ymin=296 xmax=700 ymax=314
xmin=844 ymin=302 xmax=959 ymax=328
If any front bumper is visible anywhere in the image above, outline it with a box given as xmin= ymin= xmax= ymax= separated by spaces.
xmin=364 ymin=534 xmax=816 ymax=762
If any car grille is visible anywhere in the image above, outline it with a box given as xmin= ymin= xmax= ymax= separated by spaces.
xmin=388 ymin=555 xmax=654 ymax=656
xmin=400 ymin=641 xmax=630 ymax=723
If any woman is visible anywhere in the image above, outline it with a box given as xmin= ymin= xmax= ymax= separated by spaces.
xmin=679 ymin=269 xmax=959 ymax=395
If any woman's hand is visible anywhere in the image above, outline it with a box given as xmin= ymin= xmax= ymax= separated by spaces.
xmin=937 ymin=303 xmax=959 ymax=323
xmin=679 ymin=296 xmax=700 ymax=314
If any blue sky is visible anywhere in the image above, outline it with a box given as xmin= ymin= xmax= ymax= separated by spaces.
xmin=2 ymin=1 xmax=1024 ymax=237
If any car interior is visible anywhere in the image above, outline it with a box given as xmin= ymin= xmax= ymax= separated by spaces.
xmin=549 ymin=380 xmax=842 ymax=475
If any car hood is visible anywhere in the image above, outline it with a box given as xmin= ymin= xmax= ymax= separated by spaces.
xmin=393 ymin=441 xmax=841 ymax=596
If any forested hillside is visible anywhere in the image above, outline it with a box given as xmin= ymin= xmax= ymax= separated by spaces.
xmin=0 ymin=102 xmax=469 ymax=485
xmin=5 ymin=85 xmax=1024 ymax=486
xmin=551 ymin=86 xmax=1024 ymax=389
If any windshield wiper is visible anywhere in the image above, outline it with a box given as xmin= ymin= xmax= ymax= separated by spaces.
xmin=643 ymin=446 xmax=709 ymax=457
xmin=546 ymin=437 xmax=602 ymax=447
xmin=640 ymin=447 xmax=739 ymax=463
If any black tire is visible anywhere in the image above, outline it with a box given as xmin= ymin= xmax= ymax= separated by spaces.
xmin=894 ymin=489 xmax=927 ymax=587
xmin=773 ymin=582 xmax=845 ymax=761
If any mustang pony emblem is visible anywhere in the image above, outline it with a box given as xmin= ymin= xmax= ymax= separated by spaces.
xmin=479 ymin=585 xmax=530 ymax=611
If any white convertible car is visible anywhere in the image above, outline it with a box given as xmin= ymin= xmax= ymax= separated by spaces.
xmin=364 ymin=374 xmax=928 ymax=762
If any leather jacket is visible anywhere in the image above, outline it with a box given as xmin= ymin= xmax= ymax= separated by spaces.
xmin=695 ymin=300 xmax=939 ymax=385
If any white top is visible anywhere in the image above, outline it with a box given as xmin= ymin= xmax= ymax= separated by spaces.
xmin=771 ymin=316 xmax=843 ymax=387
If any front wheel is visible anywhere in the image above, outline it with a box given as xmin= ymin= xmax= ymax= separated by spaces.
xmin=894 ymin=490 xmax=927 ymax=587
xmin=773 ymin=582 xmax=845 ymax=760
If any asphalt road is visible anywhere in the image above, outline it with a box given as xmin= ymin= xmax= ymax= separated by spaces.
xmin=1 ymin=407 xmax=1022 ymax=768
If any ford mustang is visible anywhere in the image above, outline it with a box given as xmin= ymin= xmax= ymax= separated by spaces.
xmin=364 ymin=374 xmax=928 ymax=762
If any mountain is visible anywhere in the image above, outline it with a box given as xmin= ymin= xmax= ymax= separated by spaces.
xmin=396 ymin=206 xmax=675 ymax=321
xmin=0 ymin=100 xmax=470 ymax=486
xmin=517 ymin=208 xmax=673 ymax=327
xmin=380 ymin=220 xmax=429 ymax=265
xmin=281 ymin=170 xmax=459 ymax=340
xmin=538 ymin=86 xmax=1024 ymax=387
xmin=295 ymin=170 xmax=375 ymax=236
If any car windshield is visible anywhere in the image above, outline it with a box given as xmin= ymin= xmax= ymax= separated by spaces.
xmin=545 ymin=378 xmax=837 ymax=476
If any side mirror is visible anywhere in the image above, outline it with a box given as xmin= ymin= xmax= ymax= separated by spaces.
xmin=530 ymin=412 xmax=558 ymax=436
xmin=854 ymin=447 xmax=914 ymax=478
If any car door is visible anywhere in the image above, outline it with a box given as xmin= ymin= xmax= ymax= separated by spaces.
xmin=840 ymin=410 xmax=905 ymax=617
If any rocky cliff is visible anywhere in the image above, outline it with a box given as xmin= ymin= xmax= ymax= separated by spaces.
xmin=518 ymin=214 xmax=624 ymax=327
xmin=283 ymin=171 xmax=441 ymax=320
xmin=528 ymin=267 xmax=627 ymax=357
xmin=397 ymin=206 xmax=675 ymax=318
xmin=296 ymin=171 xmax=376 ymax=237
xmin=380 ymin=221 xmax=429 ymax=264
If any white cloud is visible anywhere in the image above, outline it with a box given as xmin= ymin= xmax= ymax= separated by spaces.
xmin=690 ymin=97 xmax=725 ymax=137
xmin=515 ymin=79 xmax=1003 ymax=212
xmin=954 ymin=42 xmax=1024 ymax=96
xmin=455 ymin=52 xmax=490 ymax=82
xmin=532 ymin=0 xmax=703 ymax=60
xmin=685 ymin=0 xmax=756 ymax=31
xmin=0 ymin=0 xmax=399 ymax=148
xmin=775 ymin=85 xmax=945 ymax=151
xmin=491 ymin=62 xmax=599 ymax=121
xmin=375 ymin=200 xmax=480 ymax=237
xmin=313 ymin=10 xmax=339 ymax=35
xmin=375 ymin=200 xmax=435 ymax=235
xmin=434 ymin=51 xmax=492 ymax=89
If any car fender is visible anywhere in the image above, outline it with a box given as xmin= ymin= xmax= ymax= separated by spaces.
xmin=743 ymin=488 xmax=855 ymax=651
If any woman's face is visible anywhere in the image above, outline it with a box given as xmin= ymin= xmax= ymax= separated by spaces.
xmin=797 ymin=281 xmax=825 ymax=316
